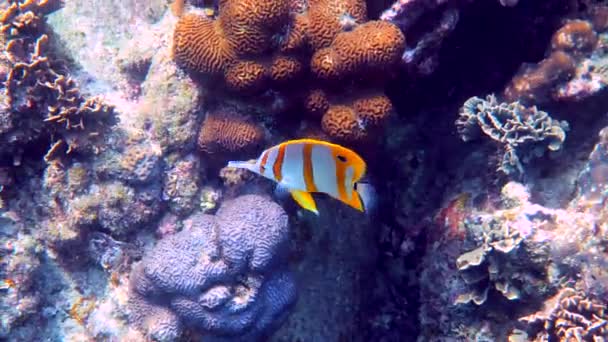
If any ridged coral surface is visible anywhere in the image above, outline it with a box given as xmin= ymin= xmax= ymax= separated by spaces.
xmin=197 ymin=107 xmax=265 ymax=154
xmin=311 ymin=20 xmax=405 ymax=81
xmin=128 ymin=195 xmax=296 ymax=341
xmin=307 ymin=0 xmax=367 ymax=50
xmin=173 ymin=14 xmax=234 ymax=74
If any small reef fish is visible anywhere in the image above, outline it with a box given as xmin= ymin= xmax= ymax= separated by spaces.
xmin=227 ymin=138 xmax=370 ymax=214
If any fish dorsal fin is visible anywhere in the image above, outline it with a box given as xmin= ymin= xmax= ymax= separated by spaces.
xmin=290 ymin=189 xmax=319 ymax=215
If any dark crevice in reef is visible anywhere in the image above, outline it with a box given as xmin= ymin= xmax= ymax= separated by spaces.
xmin=386 ymin=0 xmax=578 ymax=118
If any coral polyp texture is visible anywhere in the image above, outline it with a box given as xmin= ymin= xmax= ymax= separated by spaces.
xmin=456 ymin=94 xmax=568 ymax=175
xmin=311 ymin=20 xmax=405 ymax=81
xmin=197 ymin=106 xmax=265 ymax=156
xmin=128 ymin=194 xmax=296 ymax=341
xmin=173 ymin=13 xmax=235 ymax=74
xmin=305 ymin=0 xmax=368 ymax=50
xmin=320 ymin=91 xmax=393 ymax=143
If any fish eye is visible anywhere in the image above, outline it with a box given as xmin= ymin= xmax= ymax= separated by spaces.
xmin=337 ymin=155 xmax=347 ymax=162
xmin=353 ymin=183 xmax=358 ymax=190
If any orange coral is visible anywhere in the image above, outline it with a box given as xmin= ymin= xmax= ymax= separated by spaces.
xmin=269 ymin=55 xmax=303 ymax=84
xmin=551 ymin=20 xmax=598 ymax=54
xmin=352 ymin=92 xmax=393 ymax=128
xmin=173 ymin=14 xmax=235 ymax=74
xmin=279 ymin=14 xmax=309 ymax=53
xmin=197 ymin=107 xmax=265 ymax=155
xmin=224 ymin=60 xmax=267 ymax=92
xmin=311 ymin=20 xmax=405 ymax=81
xmin=503 ymin=50 xmax=576 ymax=103
xmin=220 ymin=0 xmax=289 ymax=56
xmin=322 ymin=105 xmax=365 ymax=142
xmin=306 ymin=0 xmax=368 ymax=50
xmin=318 ymin=91 xmax=393 ymax=142
xmin=304 ymin=88 xmax=330 ymax=118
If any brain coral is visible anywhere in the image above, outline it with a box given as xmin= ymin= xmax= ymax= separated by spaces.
xmin=173 ymin=13 xmax=235 ymax=74
xmin=220 ymin=0 xmax=290 ymax=55
xmin=197 ymin=106 xmax=265 ymax=155
xmin=320 ymin=91 xmax=393 ymax=142
xmin=128 ymin=194 xmax=296 ymax=341
xmin=307 ymin=0 xmax=368 ymax=50
xmin=311 ymin=20 xmax=405 ymax=81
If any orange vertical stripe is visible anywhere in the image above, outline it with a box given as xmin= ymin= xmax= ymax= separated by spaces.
xmin=333 ymin=148 xmax=348 ymax=202
xmin=303 ymin=143 xmax=318 ymax=192
xmin=273 ymin=144 xmax=286 ymax=182
xmin=259 ymin=150 xmax=269 ymax=174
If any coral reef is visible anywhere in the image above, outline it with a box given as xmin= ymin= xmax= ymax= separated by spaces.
xmin=128 ymin=194 xmax=296 ymax=341
xmin=504 ymin=4 xmax=608 ymax=103
xmin=456 ymin=94 xmax=569 ymax=175
xmin=197 ymin=105 xmax=265 ymax=156
xmin=519 ymin=287 xmax=608 ymax=341
xmin=173 ymin=0 xmax=404 ymax=147
xmin=0 ymin=0 xmax=117 ymax=164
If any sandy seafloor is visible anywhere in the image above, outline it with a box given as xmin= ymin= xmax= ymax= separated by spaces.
xmin=1 ymin=0 xmax=608 ymax=341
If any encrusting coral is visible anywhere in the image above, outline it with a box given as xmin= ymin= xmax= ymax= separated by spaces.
xmin=128 ymin=194 xmax=296 ymax=341
xmin=456 ymin=94 xmax=569 ymax=175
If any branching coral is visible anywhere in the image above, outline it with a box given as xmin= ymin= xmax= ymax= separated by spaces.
xmin=519 ymin=287 xmax=608 ymax=341
xmin=456 ymin=94 xmax=569 ymax=175
xmin=128 ymin=194 xmax=296 ymax=341
xmin=0 ymin=0 xmax=117 ymax=162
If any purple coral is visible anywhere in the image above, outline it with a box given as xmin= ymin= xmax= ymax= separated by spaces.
xmin=128 ymin=194 xmax=296 ymax=341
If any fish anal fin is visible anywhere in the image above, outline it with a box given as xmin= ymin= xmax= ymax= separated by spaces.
xmin=347 ymin=191 xmax=365 ymax=212
xmin=290 ymin=190 xmax=319 ymax=215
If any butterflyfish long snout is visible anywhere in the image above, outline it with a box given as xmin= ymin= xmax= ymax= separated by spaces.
xmin=227 ymin=138 xmax=370 ymax=214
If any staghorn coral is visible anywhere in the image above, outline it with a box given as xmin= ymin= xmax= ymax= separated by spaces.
xmin=456 ymin=94 xmax=569 ymax=175
xmin=310 ymin=20 xmax=405 ymax=82
xmin=519 ymin=287 xmax=608 ymax=341
xmin=197 ymin=105 xmax=265 ymax=156
xmin=128 ymin=194 xmax=296 ymax=341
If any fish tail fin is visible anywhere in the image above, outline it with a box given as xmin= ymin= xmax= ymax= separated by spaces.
xmin=354 ymin=181 xmax=377 ymax=214
xmin=227 ymin=160 xmax=256 ymax=172
xmin=290 ymin=190 xmax=319 ymax=215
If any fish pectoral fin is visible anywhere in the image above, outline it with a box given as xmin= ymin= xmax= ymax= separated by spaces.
xmin=290 ymin=190 xmax=319 ymax=215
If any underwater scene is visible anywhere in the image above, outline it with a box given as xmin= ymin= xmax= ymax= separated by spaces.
xmin=1 ymin=0 xmax=608 ymax=341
